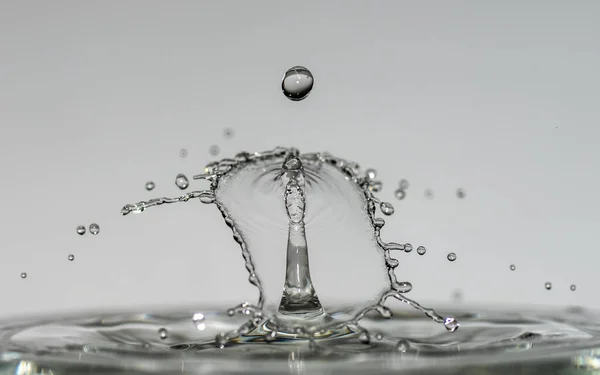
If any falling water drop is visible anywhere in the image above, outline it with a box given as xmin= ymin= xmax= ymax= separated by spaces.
xmin=358 ymin=331 xmax=370 ymax=344
xmin=447 ymin=252 xmax=457 ymax=262
xmin=158 ymin=328 xmax=168 ymax=340
xmin=179 ymin=149 xmax=188 ymax=158
xmin=20 ymin=272 xmax=27 ymax=279
xmin=365 ymin=168 xmax=377 ymax=180
xmin=404 ymin=243 xmax=413 ymax=253
xmin=175 ymin=174 xmax=189 ymax=190
xmin=68 ymin=254 xmax=74 ymax=261
xmin=76 ymin=225 xmax=86 ymax=235
xmin=545 ymin=282 xmax=552 ymax=290
xmin=510 ymin=264 xmax=516 ymax=271
xmin=223 ymin=128 xmax=235 ymax=139
xmin=394 ymin=189 xmax=406 ymax=200
xmin=209 ymin=145 xmax=220 ymax=157
xmin=281 ymin=66 xmax=314 ymax=101
xmin=89 ymin=223 xmax=100 ymax=235
xmin=380 ymin=202 xmax=394 ymax=215
xmin=399 ymin=179 xmax=409 ymax=189
xmin=570 ymin=284 xmax=577 ymax=291
xmin=192 ymin=313 xmax=206 ymax=331
xmin=444 ymin=317 xmax=460 ymax=332
xmin=457 ymin=188 xmax=466 ymax=199
xmin=417 ymin=246 xmax=426 ymax=255
xmin=396 ymin=340 xmax=410 ymax=352
xmin=145 ymin=181 xmax=155 ymax=191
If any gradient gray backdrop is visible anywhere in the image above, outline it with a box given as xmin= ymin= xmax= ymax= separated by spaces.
xmin=1 ymin=1 xmax=599 ymax=318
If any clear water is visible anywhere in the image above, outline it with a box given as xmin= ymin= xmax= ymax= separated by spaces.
xmin=282 ymin=67 xmax=314 ymax=101
xmin=3 ymin=147 xmax=600 ymax=374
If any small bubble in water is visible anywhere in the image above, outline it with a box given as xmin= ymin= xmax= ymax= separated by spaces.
xmin=68 ymin=254 xmax=74 ymax=261
xmin=175 ymin=174 xmax=189 ymax=190
xmin=425 ymin=189 xmax=434 ymax=199
xmin=399 ymin=179 xmax=409 ymax=189
xmin=365 ymin=168 xmax=377 ymax=180
xmin=145 ymin=181 xmax=155 ymax=191
xmin=510 ymin=264 xmax=516 ymax=271
xmin=417 ymin=246 xmax=426 ymax=255
xmin=545 ymin=282 xmax=552 ymax=290
xmin=444 ymin=317 xmax=460 ymax=332
xmin=192 ymin=313 xmax=206 ymax=331
xmin=394 ymin=189 xmax=406 ymax=200
xmin=89 ymin=223 xmax=100 ymax=235
xmin=209 ymin=145 xmax=220 ymax=156
xmin=457 ymin=188 xmax=466 ymax=199
xmin=404 ymin=243 xmax=413 ymax=253
xmin=570 ymin=284 xmax=577 ymax=291
xmin=223 ymin=128 xmax=235 ymax=139
xmin=179 ymin=148 xmax=188 ymax=158
xmin=76 ymin=225 xmax=86 ymax=235
xmin=158 ymin=328 xmax=168 ymax=340
xmin=380 ymin=202 xmax=394 ymax=215
xmin=447 ymin=252 xmax=457 ymax=262
xmin=358 ymin=331 xmax=370 ymax=344
xmin=281 ymin=66 xmax=314 ymax=101
xmin=20 ymin=272 xmax=27 ymax=279
xmin=396 ymin=340 xmax=410 ymax=352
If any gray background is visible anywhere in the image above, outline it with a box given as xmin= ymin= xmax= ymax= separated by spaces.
xmin=1 ymin=1 xmax=598 ymax=318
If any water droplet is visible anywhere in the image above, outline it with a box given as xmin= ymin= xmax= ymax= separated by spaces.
xmin=209 ymin=145 xmax=220 ymax=156
xmin=375 ymin=333 xmax=383 ymax=341
xmin=394 ymin=189 xmax=406 ymax=200
xmin=76 ymin=225 xmax=86 ymax=235
xmin=281 ymin=66 xmax=314 ymax=101
xmin=192 ymin=313 xmax=206 ymax=331
xmin=447 ymin=252 xmax=457 ymax=262
xmin=545 ymin=282 xmax=552 ymax=290
xmin=145 ymin=181 xmax=155 ymax=191
xmin=399 ymin=179 xmax=409 ymax=189
xmin=417 ymin=246 xmax=426 ymax=255
xmin=444 ymin=317 xmax=460 ymax=332
xmin=365 ymin=168 xmax=377 ymax=180
xmin=393 ymin=281 xmax=413 ymax=293
xmin=20 ymin=272 xmax=27 ymax=279
xmin=158 ymin=328 xmax=168 ymax=340
xmin=89 ymin=223 xmax=100 ymax=235
xmin=396 ymin=340 xmax=410 ymax=352
xmin=179 ymin=148 xmax=188 ymax=158
xmin=404 ymin=243 xmax=413 ymax=253
xmin=369 ymin=181 xmax=382 ymax=192
xmin=457 ymin=188 xmax=466 ymax=199
xmin=380 ymin=202 xmax=394 ymax=215
xmin=175 ymin=174 xmax=189 ymax=190
xmin=358 ymin=331 xmax=370 ymax=344
xmin=68 ymin=254 xmax=74 ymax=261
xmin=510 ymin=264 xmax=516 ymax=271
xmin=425 ymin=189 xmax=434 ymax=199
xmin=223 ymin=128 xmax=235 ymax=139
xmin=570 ymin=284 xmax=577 ymax=291
xmin=264 ymin=330 xmax=277 ymax=342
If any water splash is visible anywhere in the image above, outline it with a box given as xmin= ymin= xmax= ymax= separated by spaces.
xmin=121 ymin=147 xmax=458 ymax=346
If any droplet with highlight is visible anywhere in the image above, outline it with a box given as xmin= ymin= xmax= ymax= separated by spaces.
xmin=281 ymin=66 xmax=314 ymax=101
xmin=76 ymin=225 xmax=86 ymax=235
xmin=89 ymin=223 xmax=100 ymax=235
xmin=175 ymin=174 xmax=189 ymax=190
xmin=447 ymin=252 xmax=457 ymax=262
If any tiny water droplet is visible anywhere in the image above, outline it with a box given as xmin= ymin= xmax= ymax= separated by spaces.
xmin=570 ymin=284 xmax=577 ymax=291
xmin=394 ymin=189 xmax=406 ymax=200
xmin=20 ymin=272 xmax=27 ymax=279
xmin=417 ymin=246 xmax=426 ymax=255
xmin=192 ymin=313 xmax=206 ymax=331
xmin=89 ymin=223 xmax=100 ymax=235
xmin=282 ymin=66 xmax=314 ymax=101
xmin=393 ymin=281 xmax=413 ymax=293
xmin=396 ymin=340 xmax=410 ymax=352
xmin=545 ymin=282 xmax=552 ymax=290
xmin=457 ymin=188 xmax=466 ymax=199
xmin=510 ymin=264 xmax=516 ymax=271
xmin=227 ymin=309 xmax=235 ymax=316
xmin=209 ymin=145 xmax=220 ymax=156
xmin=404 ymin=243 xmax=413 ymax=253
xmin=365 ymin=168 xmax=377 ymax=180
xmin=380 ymin=202 xmax=394 ymax=215
xmin=358 ymin=331 xmax=370 ymax=344
xmin=68 ymin=254 xmax=74 ymax=261
xmin=264 ymin=330 xmax=276 ymax=342
xmin=175 ymin=174 xmax=189 ymax=190
xmin=223 ymin=128 xmax=235 ymax=139
xmin=399 ymin=179 xmax=409 ymax=189
xmin=447 ymin=252 xmax=457 ymax=262
xmin=179 ymin=148 xmax=188 ymax=158
xmin=145 ymin=181 xmax=155 ymax=191
xmin=425 ymin=189 xmax=434 ymax=199
xmin=76 ymin=225 xmax=86 ymax=235
xmin=199 ymin=191 xmax=216 ymax=204
xmin=158 ymin=328 xmax=168 ymax=340
xmin=369 ymin=181 xmax=382 ymax=192
xmin=375 ymin=333 xmax=383 ymax=341
xmin=444 ymin=317 xmax=460 ymax=332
